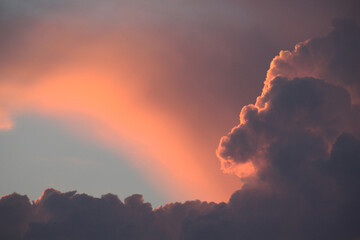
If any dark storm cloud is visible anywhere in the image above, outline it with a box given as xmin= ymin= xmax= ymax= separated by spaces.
xmin=218 ymin=77 xmax=353 ymax=172
xmin=214 ymin=19 xmax=360 ymax=239
xmin=218 ymin=19 xmax=360 ymax=175
xmin=1 ymin=188 xmax=216 ymax=240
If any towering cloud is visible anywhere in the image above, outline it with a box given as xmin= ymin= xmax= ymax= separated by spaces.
xmin=217 ymin=19 xmax=360 ymax=178
xmin=1 ymin=20 xmax=360 ymax=239
xmin=214 ymin=19 xmax=360 ymax=239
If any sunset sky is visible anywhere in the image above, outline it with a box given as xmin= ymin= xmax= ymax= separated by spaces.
xmin=1 ymin=1 xmax=360 ymax=239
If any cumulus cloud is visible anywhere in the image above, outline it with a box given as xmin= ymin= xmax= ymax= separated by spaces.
xmin=213 ymin=19 xmax=360 ymax=239
xmin=1 ymin=20 xmax=360 ymax=240
xmin=217 ymin=19 xmax=360 ymax=178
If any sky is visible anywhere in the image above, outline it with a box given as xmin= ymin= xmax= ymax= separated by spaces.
xmin=1 ymin=0 xmax=360 ymax=239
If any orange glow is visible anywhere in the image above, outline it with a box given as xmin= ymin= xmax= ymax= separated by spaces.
xmin=8 ymin=70 xmax=213 ymax=201
xmin=220 ymin=159 xmax=256 ymax=178
xmin=0 ymin=111 xmax=13 ymax=131
xmin=0 ymin=20 xmax=244 ymax=202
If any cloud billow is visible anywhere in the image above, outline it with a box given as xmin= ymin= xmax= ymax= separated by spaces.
xmin=214 ymin=19 xmax=360 ymax=239
xmin=1 ymin=20 xmax=360 ymax=239
xmin=217 ymin=19 xmax=360 ymax=178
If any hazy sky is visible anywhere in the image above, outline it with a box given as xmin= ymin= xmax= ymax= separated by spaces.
xmin=0 ymin=0 xmax=359 ymax=207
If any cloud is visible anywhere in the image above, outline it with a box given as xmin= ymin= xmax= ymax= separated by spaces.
xmin=217 ymin=19 xmax=360 ymax=178
xmin=1 ymin=189 xmax=216 ymax=240
xmin=1 ymin=19 xmax=360 ymax=239
xmin=0 ymin=193 xmax=32 ymax=240
xmin=264 ymin=19 xmax=360 ymax=104
xmin=212 ymin=19 xmax=360 ymax=239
